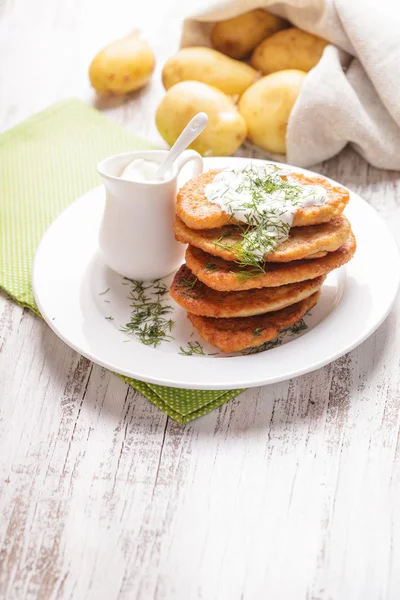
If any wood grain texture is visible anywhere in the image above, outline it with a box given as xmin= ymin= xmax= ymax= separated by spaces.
xmin=1 ymin=1 xmax=400 ymax=599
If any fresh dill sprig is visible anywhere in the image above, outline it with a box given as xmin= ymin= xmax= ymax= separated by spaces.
xmin=207 ymin=164 xmax=307 ymax=274
xmin=288 ymin=319 xmax=308 ymax=335
xmin=242 ymin=318 xmax=309 ymax=355
xmin=253 ymin=326 xmax=265 ymax=337
xmin=205 ymin=262 xmax=218 ymax=272
xmin=179 ymin=275 xmax=199 ymax=299
xmin=230 ymin=266 xmax=266 ymax=280
xmin=179 ymin=341 xmax=218 ymax=356
xmin=179 ymin=341 xmax=206 ymax=356
xmin=212 ymin=229 xmax=237 ymax=253
xmin=243 ymin=337 xmax=283 ymax=355
xmin=181 ymin=276 xmax=198 ymax=290
xmin=120 ymin=278 xmax=174 ymax=348
xmin=220 ymin=229 xmax=234 ymax=240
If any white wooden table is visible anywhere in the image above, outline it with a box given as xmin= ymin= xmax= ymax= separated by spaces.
xmin=1 ymin=2 xmax=400 ymax=598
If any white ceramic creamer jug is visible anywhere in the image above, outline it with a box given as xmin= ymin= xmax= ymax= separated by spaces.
xmin=97 ymin=149 xmax=203 ymax=280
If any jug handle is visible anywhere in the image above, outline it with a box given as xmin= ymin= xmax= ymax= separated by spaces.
xmin=174 ymin=149 xmax=203 ymax=179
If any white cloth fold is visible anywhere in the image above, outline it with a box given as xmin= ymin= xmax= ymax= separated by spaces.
xmin=180 ymin=0 xmax=400 ymax=170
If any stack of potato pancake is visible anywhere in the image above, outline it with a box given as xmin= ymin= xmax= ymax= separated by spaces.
xmin=170 ymin=166 xmax=356 ymax=353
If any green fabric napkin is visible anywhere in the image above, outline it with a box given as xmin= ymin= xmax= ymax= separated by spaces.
xmin=0 ymin=99 xmax=242 ymax=424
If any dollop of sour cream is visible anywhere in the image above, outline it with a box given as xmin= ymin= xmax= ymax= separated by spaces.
xmin=204 ymin=164 xmax=328 ymax=261
xmin=120 ymin=158 xmax=170 ymax=183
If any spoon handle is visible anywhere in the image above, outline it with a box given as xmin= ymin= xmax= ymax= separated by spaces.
xmin=155 ymin=112 xmax=208 ymax=179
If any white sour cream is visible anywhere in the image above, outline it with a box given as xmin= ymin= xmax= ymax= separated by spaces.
xmin=204 ymin=164 xmax=328 ymax=260
xmin=120 ymin=158 xmax=170 ymax=183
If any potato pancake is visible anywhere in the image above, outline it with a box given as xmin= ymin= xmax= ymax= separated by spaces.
xmin=177 ymin=169 xmax=349 ymax=230
xmin=171 ymin=264 xmax=324 ymax=318
xmin=188 ymin=291 xmax=320 ymax=352
xmin=185 ymin=231 xmax=356 ymax=291
xmin=174 ymin=215 xmax=351 ymax=263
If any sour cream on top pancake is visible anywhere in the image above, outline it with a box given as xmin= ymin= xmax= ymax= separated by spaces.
xmin=204 ymin=164 xmax=328 ymax=262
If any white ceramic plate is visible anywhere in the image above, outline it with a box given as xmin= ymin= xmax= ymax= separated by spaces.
xmin=32 ymin=157 xmax=400 ymax=390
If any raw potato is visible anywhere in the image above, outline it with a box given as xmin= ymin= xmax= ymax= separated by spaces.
xmin=239 ymin=70 xmax=306 ymax=154
xmin=156 ymin=81 xmax=247 ymax=157
xmin=89 ymin=32 xmax=155 ymax=95
xmin=251 ymin=27 xmax=329 ymax=74
xmin=161 ymin=47 xmax=258 ymax=97
xmin=210 ymin=9 xmax=288 ymax=59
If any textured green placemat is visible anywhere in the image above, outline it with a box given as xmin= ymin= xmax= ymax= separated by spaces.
xmin=0 ymin=98 xmax=242 ymax=424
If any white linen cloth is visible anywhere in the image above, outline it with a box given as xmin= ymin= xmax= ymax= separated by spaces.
xmin=180 ymin=0 xmax=400 ymax=170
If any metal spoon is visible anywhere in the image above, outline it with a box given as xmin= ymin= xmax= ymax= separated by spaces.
xmin=155 ymin=112 xmax=208 ymax=179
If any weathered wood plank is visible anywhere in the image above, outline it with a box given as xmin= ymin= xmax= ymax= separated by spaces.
xmin=0 ymin=1 xmax=400 ymax=598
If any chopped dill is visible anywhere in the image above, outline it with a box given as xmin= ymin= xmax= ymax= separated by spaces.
xmin=179 ymin=341 xmax=206 ymax=356
xmin=179 ymin=341 xmax=218 ymax=356
xmin=230 ymin=265 xmax=266 ymax=280
xmin=289 ymin=319 xmax=308 ymax=335
xmin=253 ymin=327 xmax=265 ymax=337
xmin=179 ymin=275 xmax=199 ymax=299
xmin=242 ymin=318 xmax=308 ymax=355
xmin=206 ymin=164 xmax=308 ymax=275
xmin=213 ymin=238 xmax=234 ymax=252
xmin=205 ymin=262 xmax=218 ymax=272
xmin=105 ymin=316 xmax=114 ymax=321
xmin=120 ymin=278 xmax=175 ymax=348
xmin=181 ymin=276 xmax=198 ymax=290
xmin=243 ymin=337 xmax=283 ymax=355
xmin=99 ymin=287 xmax=110 ymax=296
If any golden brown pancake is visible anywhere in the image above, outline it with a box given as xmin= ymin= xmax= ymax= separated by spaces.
xmin=185 ymin=231 xmax=356 ymax=291
xmin=188 ymin=291 xmax=320 ymax=352
xmin=174 ymin=215 xmax=351 ymax=263
xmin=177 ymin=169 xmax=350 ymax=230
xmin=171 ymin=264 xmax=325 ymax=318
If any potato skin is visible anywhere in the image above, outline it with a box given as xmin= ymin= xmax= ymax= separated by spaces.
xmin=210 ymin=9 xmax=288 ymax=59
xmin=89 ymin=33 xmax=155 ymax=95
xmin=156 ymin=81 xmax=247 ymax=157
xmin=238 ymin=70 xmax=306 ymax=154
xmin=251 ymin=27 xmax=329 ymax=74
xmin=161 ymin=47 xmax=258 ymax=97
